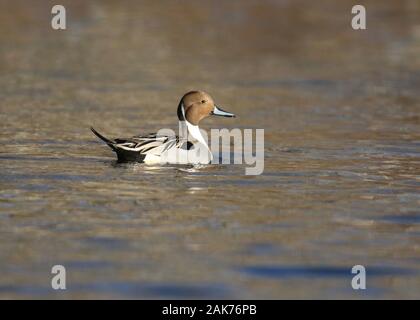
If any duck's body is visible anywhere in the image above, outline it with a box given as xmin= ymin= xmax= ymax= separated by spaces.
xmin=91 ymin=91 xmax=235 ymax=164
xmin=90 ymin=124 xmax=211 ymax=164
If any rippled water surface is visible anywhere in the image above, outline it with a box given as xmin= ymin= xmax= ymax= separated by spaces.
xmin=0 ymin=0 xmax=419 ymax=299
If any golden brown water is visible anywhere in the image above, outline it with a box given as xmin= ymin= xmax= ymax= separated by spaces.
xmin=0 ymin=0 xmax=419 ymax=299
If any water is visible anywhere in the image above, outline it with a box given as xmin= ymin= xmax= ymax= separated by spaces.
xmin=0 ymin=0 xmax=419 ymax=299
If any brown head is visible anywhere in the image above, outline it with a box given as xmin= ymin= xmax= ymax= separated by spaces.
xmin=177 ymin=91 xmax=235 ymax=125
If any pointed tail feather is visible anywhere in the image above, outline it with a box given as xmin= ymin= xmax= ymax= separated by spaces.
xmin=90 ymin=127 xmax=116 ymax=151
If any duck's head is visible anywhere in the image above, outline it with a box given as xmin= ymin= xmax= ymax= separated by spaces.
xmin=177 ymin=91 xmax=235 ymax=125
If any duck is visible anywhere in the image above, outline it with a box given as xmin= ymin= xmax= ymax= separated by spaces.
xmin=90 ymin=91 xmax=236 ymax=164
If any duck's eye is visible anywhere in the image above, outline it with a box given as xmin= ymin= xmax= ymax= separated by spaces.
xmin=201 ymin=100 xmax=206 ymax=103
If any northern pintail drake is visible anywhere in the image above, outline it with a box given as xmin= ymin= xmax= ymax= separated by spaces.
xmin=91 ymin=91 xmax=235 ymax=164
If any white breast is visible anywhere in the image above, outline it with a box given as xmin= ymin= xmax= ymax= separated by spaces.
xmin=143 ymin=153 xmax=163 ymax=164
xmin=144 ymin=142 xmax=212 ymax=165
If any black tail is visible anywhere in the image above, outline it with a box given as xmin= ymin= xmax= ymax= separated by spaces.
xmin=90 ymin=127 xmax=116 ymax=151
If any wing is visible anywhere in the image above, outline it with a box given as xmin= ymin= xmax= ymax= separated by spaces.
xmin=113 ymin=133 xmax=181 ymax=155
